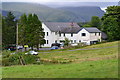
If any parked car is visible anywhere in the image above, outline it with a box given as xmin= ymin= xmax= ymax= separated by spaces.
xmin=25 ymin=51 xmax=38 ymax=55
xmin=4 ymin=44 xmax=16 ymax=51
xmin=50 ymin=46 xmax=59 ymax=50
xmin=17 ymin=46 xmax=23 ymax=50
xmin=51 ymin=43 xmax=61 ymax=47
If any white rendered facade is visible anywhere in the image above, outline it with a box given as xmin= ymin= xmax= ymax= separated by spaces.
xmin=42 ymin=23 xmax=101 ymax=47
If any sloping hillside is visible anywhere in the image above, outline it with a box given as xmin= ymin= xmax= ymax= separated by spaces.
xmin=2 ymin=2 xmax=105 ymax=22
xmin=2 ymin=2 xmax=77 ymax=22
xmin=59 ymin=6 xmax=105 ymax=22
xmin=2 ymin=41 xmax=118 ymax=78
xmin=118 ymin=1 xmax=120 ymax=6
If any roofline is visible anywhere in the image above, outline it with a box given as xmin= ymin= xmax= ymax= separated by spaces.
xmin=82 ymin=27 xmax=101 ymax=33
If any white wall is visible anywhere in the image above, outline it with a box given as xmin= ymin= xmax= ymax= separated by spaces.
xmin=77 ymin=28 xmax=101 ymax=45
xmin=42 ymin=23 xmax=101 ymax=47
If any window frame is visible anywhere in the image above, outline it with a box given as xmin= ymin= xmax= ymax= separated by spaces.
xmin=81 ymin=33 xmax=86 ymax=36
xmin=71 ymin=33 xmax=73 ymax=37
xmin=47 ymin=32 xmax=48 ymax=36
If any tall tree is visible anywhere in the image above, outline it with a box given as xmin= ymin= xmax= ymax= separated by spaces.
xmin=18 ymin=13 xmax=28 ymax=46
xmin=0 ymin=14 xmax=2 ymax=49
xmin=2 ymin=12 xmax=17 ymax=48
xmin=90 ymin=16 xmax=101 ymax=28
xmin=18 ymin=13 xmax=45 ymax=50
xmin=101 ymin=6 xmax=120 ymax=41
xmin=32 ymin=14 xmax=45 ymax=50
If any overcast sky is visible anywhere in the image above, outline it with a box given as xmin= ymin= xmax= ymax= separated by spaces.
xmin=2 ymin=0 xmax=120 ymax=2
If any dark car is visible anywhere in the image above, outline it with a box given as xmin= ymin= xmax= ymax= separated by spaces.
xmin=51 ymin=43 xmax=61 ymax=47
xmin=5 ymin=44 xmax=16 ymax=51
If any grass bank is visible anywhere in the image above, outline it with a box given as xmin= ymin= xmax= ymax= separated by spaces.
xmin=2 ymin=41 xmax=119 ymax=78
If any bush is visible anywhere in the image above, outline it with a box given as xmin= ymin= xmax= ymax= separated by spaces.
xmin=64 ymin=42 xmax=87 ymax=49
xmin=2 ymin=51 xmax=40 ymax=66
xmin=23 ymin=54 xmax=40 ymax=64
xmin=2 ymin=58 xmax=10 ymax=66
xmin=2 ymin=50 xmax=11 ymax=58
xmin=8 ymin=54 xmax=20 ymax=65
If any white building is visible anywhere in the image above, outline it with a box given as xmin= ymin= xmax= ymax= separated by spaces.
xmin=42 ymin=22 xmax=101 ymax=47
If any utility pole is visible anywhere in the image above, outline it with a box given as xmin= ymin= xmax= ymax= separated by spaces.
xmin=16 ymin=23 xmax=18 ymax=52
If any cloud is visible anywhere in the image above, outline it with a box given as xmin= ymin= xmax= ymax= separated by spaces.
xmin=2 ymin=0 xmax=120 ymax=2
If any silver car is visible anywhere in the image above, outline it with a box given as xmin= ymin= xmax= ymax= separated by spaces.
xmin=25 ymin=51 xmax=38 ymax=55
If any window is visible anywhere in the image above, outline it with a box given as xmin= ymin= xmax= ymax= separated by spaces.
xmin=74 ymin=40 xmax=76 ymax=43
xmin=95 ymin=33 xmax=97 ymax=36
xmin=79 ymin=40 xmax=81 ymax=42
xmin=71 ymin=40 xmax=73 ymax=43
xmin=64 ymin=33 xmax=65 ymax=37
xmin=59 ymin=33 xmax=61 ymax=37
xmin=55 ymin=40 xmax=57 ymax=43
xmin=47 ymin=32 xmax=48 ymax=36
xmin=55 ymin=32 xmax=57 ymax=35
xmin=99 ymin=32 xmax=101 ymax=36
xmin=82 ymin=33 xmax=86 ymax=36
xmin=46 ymin=40 xmax=49 ymax=44
xmin=71 ymin=33 xmax=73 ymax=37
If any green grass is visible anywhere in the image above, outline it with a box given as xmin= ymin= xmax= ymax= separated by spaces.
xmin=2 ymin=41 xmax=119 ymax=78
xmin=3 ymin=59 xmax=118 ymax=78
xmin=38 ymin=41 xmax=118 ymax=63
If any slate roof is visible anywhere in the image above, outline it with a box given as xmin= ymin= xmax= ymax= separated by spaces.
xmin=83 ymin=27 xmax=101 ymax=33
xmin=43 ymin=22 xmax=81 ymax=33
xmin=101 ymin=32 xmax=108 ymax=39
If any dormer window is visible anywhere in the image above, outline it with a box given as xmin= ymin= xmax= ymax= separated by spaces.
xmin=82 ymin=33 xmax=86 ymax=36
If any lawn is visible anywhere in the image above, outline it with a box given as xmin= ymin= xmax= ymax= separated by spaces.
xmin=2 ymin=41 xmax=119 ymax=78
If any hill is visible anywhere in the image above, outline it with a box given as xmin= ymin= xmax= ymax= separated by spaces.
xmin=118 ymin=1 xmax=120 ymax=6
xmin=2 ymin=41 xmax=118 ymax=78
xmin=58 ymin=6 xmax=105 ymax=22
xmin=2 ymin=2 xmax=105 ymax=22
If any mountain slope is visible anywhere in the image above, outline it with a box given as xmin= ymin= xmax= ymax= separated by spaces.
xmin=118 ymin=1 xmax=120 ymax=6
xmin=2 ymin=2 xmax=105 ymax=22
xmin=2 ymin=2 xmax=77 ymax=22
xmin=58 ymin=6 xmax=105 ymax=22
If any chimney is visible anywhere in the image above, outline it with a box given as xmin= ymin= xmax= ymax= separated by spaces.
xmin=70 ymin=22 xmax=74 ymax=27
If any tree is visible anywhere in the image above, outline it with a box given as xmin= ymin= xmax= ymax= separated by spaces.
xmin=2 ymin=12 xmax=17 ymax=48
xmin=77 ymin=22 xmax=89 ymax=27
xmin=90 ymin=16 xmax=101 ymax=28
xmin=32 ymin=14 xmax=45 ymax=49
xmin=0 ymin=14 xmax=2 ymax=49
xmin=83 ymin=24 xmax=91 ymax=27
xmin=78 ymin=16 xmax=101 ymax=28
xmin=101 ymin=6 xmax=120 ymax=41
xmin=18 ymin=13 xmax=45 ymax=50
xmin=64 ymin=38 xmax=70 ymax=46
xmin=18 ymin=14 xmax=28 ymax=46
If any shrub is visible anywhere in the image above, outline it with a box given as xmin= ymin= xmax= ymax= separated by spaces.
xmin=2 ymin=51 xmax=40 ymax=66
xmin=2 ymin=50 xmax=11 ymax=58
xmin=23 ymin=54 xmax=40 ymax=64
xmin=8 ymin=54 xmax=20 ymax=65
xmin=2 ymin=58 xmax=10 ymax=66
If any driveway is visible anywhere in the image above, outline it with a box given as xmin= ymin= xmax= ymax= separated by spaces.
xmin=39 ymin=48 xmax=51 ymax=50
xmin=38 ymin=45 xmax=118 ymax=53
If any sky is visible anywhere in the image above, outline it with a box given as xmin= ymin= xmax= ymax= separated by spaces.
xmin=2 ymin=0 xmax=120 ymax=2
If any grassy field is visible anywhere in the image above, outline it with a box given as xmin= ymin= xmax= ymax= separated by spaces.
xmin=2 ymin=41 xmax=119 ymax=78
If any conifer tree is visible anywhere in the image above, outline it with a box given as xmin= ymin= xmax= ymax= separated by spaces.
xmin=2 ymin=12 xmax=17 ymax=48
xmin=18 ymin=13 xmax=45 ymax=50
